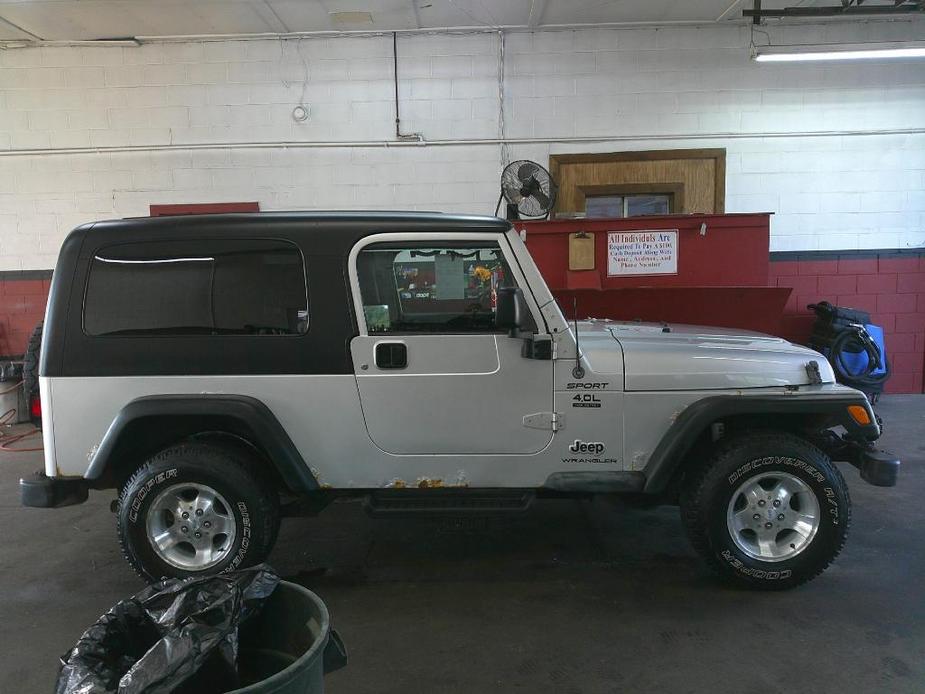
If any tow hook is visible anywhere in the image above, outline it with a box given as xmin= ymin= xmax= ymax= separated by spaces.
xmin=817 ymin=431 xmax=899 ymax=488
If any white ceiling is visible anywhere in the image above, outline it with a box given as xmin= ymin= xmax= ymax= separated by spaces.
xmin=0 ymin=0 xmax=917 ymax=42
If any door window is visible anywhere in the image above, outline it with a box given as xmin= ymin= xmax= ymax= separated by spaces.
xmin=356 ymin=242 xmax=533 ymax=334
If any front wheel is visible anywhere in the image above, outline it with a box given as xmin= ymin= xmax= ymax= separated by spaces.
xmin=681 ymin=431 xmax=851 ymax=590
xmin=117 ymin=442 xmax=280 ymax=582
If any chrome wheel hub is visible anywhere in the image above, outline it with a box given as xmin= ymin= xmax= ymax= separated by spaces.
xmin=726 ymin=470 xmax=820 ymax=562
xmin=145 ymin=482 xmax=236 ymax=571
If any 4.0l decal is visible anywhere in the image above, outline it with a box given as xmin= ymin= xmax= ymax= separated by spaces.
xmin=571 ymin=393 xmax=601 ymax=408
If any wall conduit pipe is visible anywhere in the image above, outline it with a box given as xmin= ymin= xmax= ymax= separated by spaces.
xmin=0 ymin=128 xmax=923 ymax=158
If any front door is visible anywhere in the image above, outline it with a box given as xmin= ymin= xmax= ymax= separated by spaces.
xmin=349 ymin=234 xmax=553 ymax=456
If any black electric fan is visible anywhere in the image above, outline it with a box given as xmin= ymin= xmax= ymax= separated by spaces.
xmin=498 ymin=160 xmax=558 ymax=220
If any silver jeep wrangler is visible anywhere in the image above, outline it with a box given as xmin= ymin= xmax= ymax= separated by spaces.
xmin=21 ymin=212 xmax=899 ymax=589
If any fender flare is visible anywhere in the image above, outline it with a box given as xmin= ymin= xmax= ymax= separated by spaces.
xmin=85 ymin=394 xmax=319 ymax=493
xmin=642 ymin=392 xmax=878 ymax=493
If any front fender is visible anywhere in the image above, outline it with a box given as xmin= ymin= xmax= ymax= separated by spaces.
xmin=643 ymin=389 xmax=879 ymax=494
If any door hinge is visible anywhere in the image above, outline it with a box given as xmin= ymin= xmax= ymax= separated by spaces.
xmin=523 ymin=411 xmax=563 ymax=432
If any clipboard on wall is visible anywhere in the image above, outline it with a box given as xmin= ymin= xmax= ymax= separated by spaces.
xmin=568 ymin=232 xmax=595 ymax=271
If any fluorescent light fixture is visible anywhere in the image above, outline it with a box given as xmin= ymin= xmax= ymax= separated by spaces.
xmin=1 ymin=38 xmax=140 ymax=48
xmin=753 ymin=41 xmax=925 ymax=63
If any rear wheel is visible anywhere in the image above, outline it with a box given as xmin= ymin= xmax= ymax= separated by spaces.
xmin=117 ymin=441 xmax=280 ymax=582
xmin=681 ymin=431 xmax=850 ymax=590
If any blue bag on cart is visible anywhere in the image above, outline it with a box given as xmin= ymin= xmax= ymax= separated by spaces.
xmin=808 ymin=302 xmax=890 ymax=402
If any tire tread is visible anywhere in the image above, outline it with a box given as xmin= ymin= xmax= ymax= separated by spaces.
xmin=116 ymin=441 xmax=279 ymax=582
xmin=680 ymin=430 xmax=851 ymax=590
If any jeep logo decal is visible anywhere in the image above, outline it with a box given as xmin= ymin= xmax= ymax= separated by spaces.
xmin=568 ymin=439 xmax=605 ymax=455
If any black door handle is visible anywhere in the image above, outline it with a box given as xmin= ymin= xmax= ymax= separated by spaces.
xmin=375 ymin=342 xmax=407 ymax=369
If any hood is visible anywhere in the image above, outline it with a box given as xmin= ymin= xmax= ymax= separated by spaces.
xmin=585 ymin=320 xmax=833 ymax=391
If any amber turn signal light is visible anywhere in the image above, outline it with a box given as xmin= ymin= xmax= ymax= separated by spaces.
xmin=847 ymin=405 xmax=872 ymax=426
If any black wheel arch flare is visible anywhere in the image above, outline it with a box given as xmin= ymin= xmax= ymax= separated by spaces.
xmin=86 ymin=394 xmax=318 ymax=493
xmin=643 ymin=394 xmax=880 ymax=494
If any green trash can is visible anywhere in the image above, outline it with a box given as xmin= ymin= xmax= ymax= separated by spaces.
xmin=230 ymin=581 xmax=348 ymax=693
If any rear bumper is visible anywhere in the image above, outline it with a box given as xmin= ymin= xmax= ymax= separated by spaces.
xmin=20 ymin=471 xmax=89 ymax=508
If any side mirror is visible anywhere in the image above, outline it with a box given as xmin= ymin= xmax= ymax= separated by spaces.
xmin=496 ymin=286 xmax=523 ymax=334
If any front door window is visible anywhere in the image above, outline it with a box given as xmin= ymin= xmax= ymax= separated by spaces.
xmin=356 ymin=242 xmax=534 ymax=334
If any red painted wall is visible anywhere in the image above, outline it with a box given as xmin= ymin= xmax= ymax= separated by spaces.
xmin=771 ymin=253 xmax=925 ymax=394
xmin=0 ymin=275 xmax=50 ymax=359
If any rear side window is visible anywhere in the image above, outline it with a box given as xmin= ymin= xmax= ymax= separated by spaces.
xmin=84 ymin=239 xmax=308 ymax=336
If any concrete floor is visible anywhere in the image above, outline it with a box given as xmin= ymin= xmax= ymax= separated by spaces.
xmin=1 ymin=396 xmax=923 ymax=693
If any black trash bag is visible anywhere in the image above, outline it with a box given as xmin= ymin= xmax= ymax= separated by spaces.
xmin=56 ymin=565 xmax=280 ymax=694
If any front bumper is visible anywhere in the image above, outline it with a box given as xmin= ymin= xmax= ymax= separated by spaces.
xmin=20 ymin=471 xmax=89 ymax=508
xmin=821 ymin=437 xmax=900 ymax=487
xmin=847 ymin=446 xmax=900 ymax=487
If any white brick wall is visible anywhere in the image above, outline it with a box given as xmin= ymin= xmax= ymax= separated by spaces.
xmin=0 ymin=21 xmax=924 ymax=269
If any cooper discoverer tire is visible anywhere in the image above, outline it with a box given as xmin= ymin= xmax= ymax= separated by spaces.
xmin=117 ymin=441 xmax=280 ymax=582
xmin=680 ymin=431 xmax=850 ymax=590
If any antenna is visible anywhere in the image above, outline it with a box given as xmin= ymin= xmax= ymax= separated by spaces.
xmin=572 ymin=296 xmax=584 ymax=379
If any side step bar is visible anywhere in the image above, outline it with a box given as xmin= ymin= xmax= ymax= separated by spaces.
xmin=365 ymin=489 xmax=535 ymax=516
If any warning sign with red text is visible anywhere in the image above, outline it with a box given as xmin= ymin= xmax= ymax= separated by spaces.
xmin=607 ymin=230 xmax=678 ymax=276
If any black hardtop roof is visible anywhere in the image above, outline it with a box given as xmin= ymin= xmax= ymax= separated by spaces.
xmin=77 ymin=211 xmax=511 ymax=238
xmin=44 ymin=211 xmax=513 ymax=380
xmin=56 ymin=211 xmax=514 ymax=281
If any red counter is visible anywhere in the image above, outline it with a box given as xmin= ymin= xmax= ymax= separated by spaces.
xmin=517 ymin=213 xmax=791 ymax=335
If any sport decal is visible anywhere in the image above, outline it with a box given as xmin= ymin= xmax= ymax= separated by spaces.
xmin=566 ymin=382 xmax=609 ymax=390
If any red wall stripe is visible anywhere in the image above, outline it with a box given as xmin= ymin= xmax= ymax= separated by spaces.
xmin=3 ymin=248 xmax=923 ymax=394
xmin=0 ymin=275 xmax=51 ymax=359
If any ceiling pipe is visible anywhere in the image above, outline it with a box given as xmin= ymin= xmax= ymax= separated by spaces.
xmin=745 ymin=1 xmax=924 ymax=23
